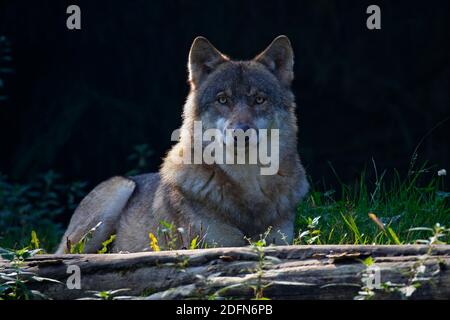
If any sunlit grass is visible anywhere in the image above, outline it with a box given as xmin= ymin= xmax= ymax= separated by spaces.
xmin=296 ymin=163 xmax=449 ymax=245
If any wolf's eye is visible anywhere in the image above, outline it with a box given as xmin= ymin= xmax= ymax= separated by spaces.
xmin=255 ymin=96 xmax=266 ymax=104
xmin=217 ymin=95 xmax=228 ymax=105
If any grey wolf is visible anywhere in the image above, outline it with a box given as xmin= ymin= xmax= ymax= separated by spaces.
xmin=56 ymin=35 xmax=309 ymax=253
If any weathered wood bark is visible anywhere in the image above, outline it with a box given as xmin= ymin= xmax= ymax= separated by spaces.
xmin=1 ymin=245 xmax=449 ymax=300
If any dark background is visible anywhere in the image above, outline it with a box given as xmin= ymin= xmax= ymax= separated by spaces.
xmin=1 ymin=0 xmax=449 ymax=191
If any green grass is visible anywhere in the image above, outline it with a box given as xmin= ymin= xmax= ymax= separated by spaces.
xmin=295 ymin=163 xmax=449 ymax=245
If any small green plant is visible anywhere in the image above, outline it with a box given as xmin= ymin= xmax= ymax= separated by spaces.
xmin=150 ymin=221 xmax=208 ymax=251
xmin=97 ymin=234 xmax=116 ymax=254
xmin=246 ymin=229 xmax=274 ymax=300
xmin=30 ymin=230 xmax=41 ymax=251
xmin=158 ymin=221 xmax=181 ymax=250
xmin=354 ymin=257 xmax=378 ymax=300
xmin=293 ymin=216 xmax=322 ymax=245
xmin=409 ymin=223 xmax=450 ymax=246
xmin=83 ymin=288 xmax=132 ymax=300
xmin=66 ymin=222 xmax=102 ymax=254
xmin=0 ymin=244 xmax=62 ymax=300
xmin=381 ymin=262 xmax=428 ymax=299
xmin=206 ymin=228 xmax=277 ymax=300
xmin=189 ymin=236 xmax=200 ymax=250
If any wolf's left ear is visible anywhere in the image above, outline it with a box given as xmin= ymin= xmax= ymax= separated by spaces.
xmin=188 ymin=37 xmax=229 ymax=89
xmin=255 ymin=35 xmax=294 ymax=86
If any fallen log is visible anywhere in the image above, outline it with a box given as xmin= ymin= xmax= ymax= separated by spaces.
xmin=1 ymin=245 xmax=449 ymax=300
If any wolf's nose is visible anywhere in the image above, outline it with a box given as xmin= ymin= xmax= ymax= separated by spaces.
xmin=233 ymin=124 xmax=251 ymax=143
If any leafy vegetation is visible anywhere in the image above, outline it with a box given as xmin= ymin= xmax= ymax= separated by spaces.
xmin=98 ymin=234 xmax=117 ymax=254
xmin=149 ymin=220 xmax=209 ymax=252
xmin=0 ymin=171 xmax=86 ymax=251
xmin=0 ymin=246 xmax=62 ymax=300
xmin=296 ymin=163 xmax=449 ymax=245
xmin=354 ymin=224 xmax=449 ymax=300
xmin=65 ymin=221 xmax=102 ymax=254
xmin=81 ymin=289 xmax=132 ymax=300
xmin=207 ymin=228 xmax=277 ymax=300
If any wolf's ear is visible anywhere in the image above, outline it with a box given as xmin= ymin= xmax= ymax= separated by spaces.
xmin=188 ymin=37 xmax=228 ymax=89
xmin=255 ymin=35 xmax=294 ymax=86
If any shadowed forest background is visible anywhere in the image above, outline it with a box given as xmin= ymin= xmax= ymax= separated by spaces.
xmin=0 ymin=0 xmax=449 ymax=234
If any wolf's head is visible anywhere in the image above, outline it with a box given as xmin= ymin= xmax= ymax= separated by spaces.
xmin=175 ymin=36 xmax=297 ymax=175
xmin=184 ymin=35 xmax=297 ymax=140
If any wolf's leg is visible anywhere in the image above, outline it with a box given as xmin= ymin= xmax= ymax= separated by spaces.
xmin=196 ymin=218 xmax=247 ymax=247
xmin=55 ymin=176 xmax=136 ymax=254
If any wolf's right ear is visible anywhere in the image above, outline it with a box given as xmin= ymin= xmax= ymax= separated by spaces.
xmin=188 ymin=37 xmax=228 ymax=89
xmin=255 ymin=35 xmax=294 ymax=87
